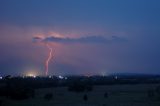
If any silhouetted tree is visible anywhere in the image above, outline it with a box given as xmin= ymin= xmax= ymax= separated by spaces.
xmin=68 ymin=81 xmax=93 ymax=92
xmin=104 ymin=92 xmax=108 ymax=98
xmin=83 ymin=94 xmax=88 ymax=101
xmin=9 ymin=87 xmax=35 ymax=100
xmin=68 ymin=83 xmax=85 ymax=92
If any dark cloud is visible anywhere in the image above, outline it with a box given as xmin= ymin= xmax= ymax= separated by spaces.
xmin=33 ymin=35 xmax=127 ymax=44
xmin=32 ymin=36 xmax=44 ymax=42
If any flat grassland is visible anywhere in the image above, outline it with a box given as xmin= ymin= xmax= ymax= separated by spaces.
xmin=1 ymin=84 xmax=160 ymax=106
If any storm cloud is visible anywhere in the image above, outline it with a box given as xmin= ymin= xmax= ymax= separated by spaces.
xmin=33 ymin=35 xmax=127 ymax=44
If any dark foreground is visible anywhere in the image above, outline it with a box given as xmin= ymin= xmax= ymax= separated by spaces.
xmin=0 ymin=84 xmax=160 ymax=106
xmin=0 ymin=75 xmax=160 ymax=106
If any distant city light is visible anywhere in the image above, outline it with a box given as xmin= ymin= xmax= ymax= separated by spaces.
xmin=115 ymin=76 xmax=118 ymax=79
xmin=26 ymin=73 xmax=37 ymax=78
xmin=49 ymin=76 xmax=52 ymax=78
xmin=58 ymin=75 xmax=64 ymax=79
xmin=0 ymin=76 xmax=2 ymax=79
xmin=25 ymin=69 xmax=38 ymax=78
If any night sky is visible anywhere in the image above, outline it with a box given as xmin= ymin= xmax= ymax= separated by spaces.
xmin=0 ymin=0 xmax=160 ymax=76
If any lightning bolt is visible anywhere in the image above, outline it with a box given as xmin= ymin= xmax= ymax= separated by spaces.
xmin=45 ymin=43 xmax=53 ymax=76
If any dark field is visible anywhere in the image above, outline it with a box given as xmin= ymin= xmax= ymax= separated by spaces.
xmin=0 ymin=75 xmax=160 ymax=106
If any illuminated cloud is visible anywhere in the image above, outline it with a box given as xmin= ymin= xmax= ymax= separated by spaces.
xmin=32 ymin=36 xmax=44 ymax=42
xmin=33 ymin=35 xmax=127 ymax=44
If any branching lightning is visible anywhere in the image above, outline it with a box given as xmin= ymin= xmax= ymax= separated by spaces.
xmin=45 ymin=43 xmax=53 ymax=76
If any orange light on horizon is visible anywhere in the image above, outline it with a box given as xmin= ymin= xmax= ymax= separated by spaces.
xmin=25 ymin=69 xmax=39 ymax=77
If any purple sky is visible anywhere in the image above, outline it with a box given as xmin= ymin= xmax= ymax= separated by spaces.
xmin=0 ymin=0 xmax=160 ymax=76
